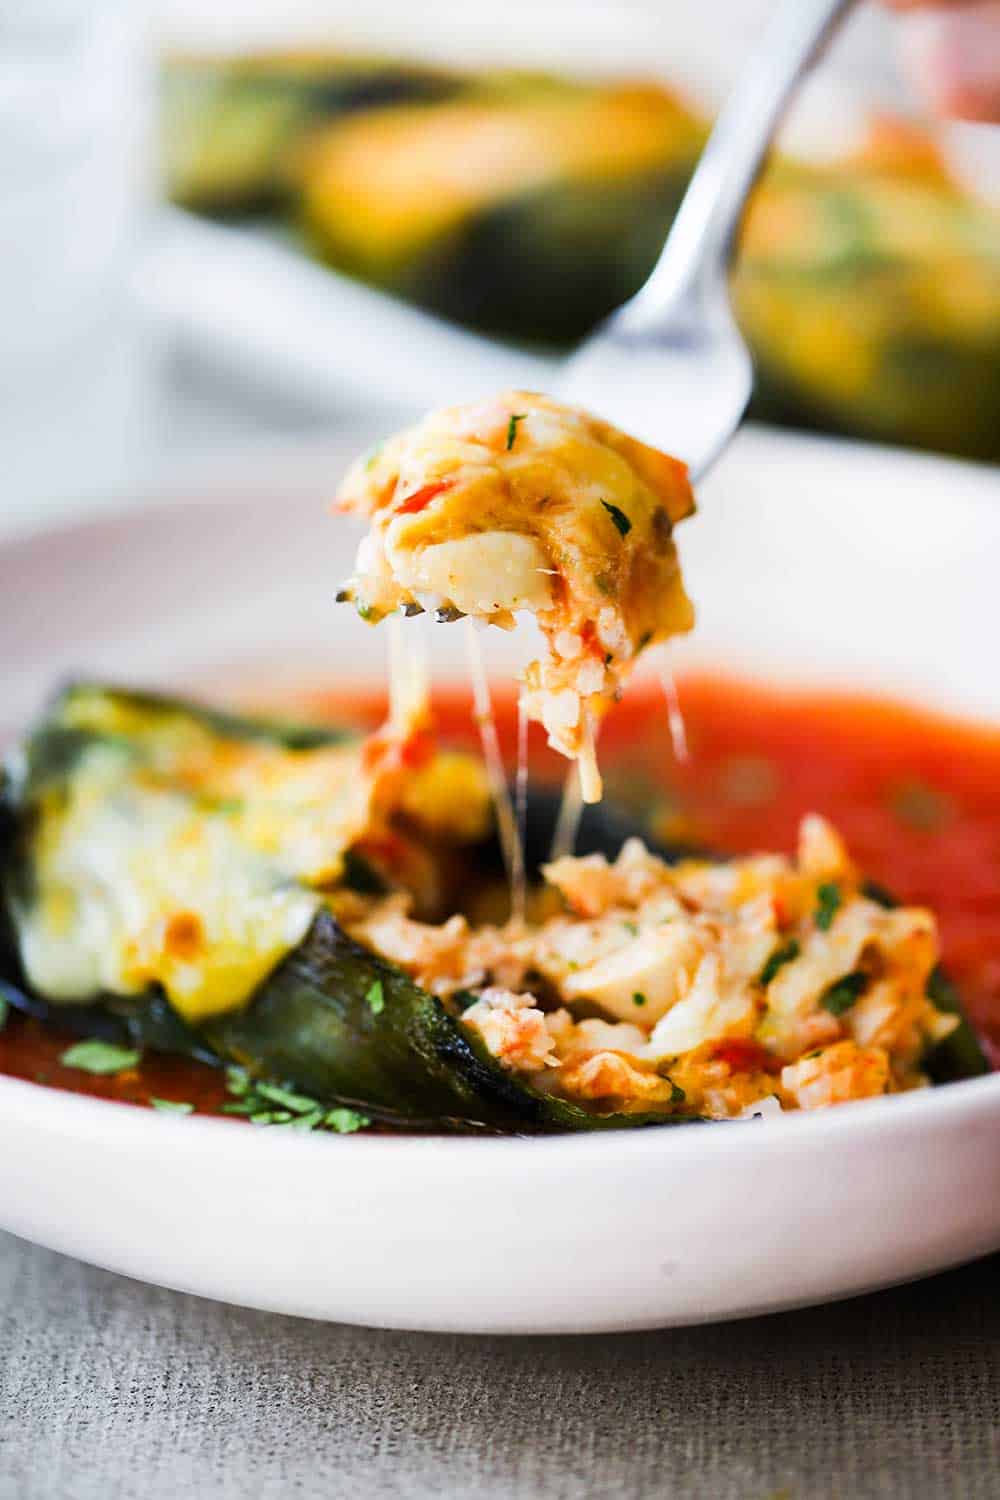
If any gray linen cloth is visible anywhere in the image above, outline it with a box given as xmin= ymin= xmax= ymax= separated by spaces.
xmin=1 ymin=1232 xmax=997 ymax=1500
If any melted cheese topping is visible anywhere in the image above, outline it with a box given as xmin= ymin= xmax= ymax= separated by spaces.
xmin=337 ymin=390 xmax=695 ymax=800
xmin=10 ymin=689 xmax=491 ymax=1024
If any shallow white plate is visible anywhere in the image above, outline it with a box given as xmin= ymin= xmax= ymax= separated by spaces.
xmin=3 ymin=425 xmax=1000 ymax=1333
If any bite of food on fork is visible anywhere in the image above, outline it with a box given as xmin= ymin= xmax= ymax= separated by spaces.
xmin=334 ymin=391 xmax=696 ymax=803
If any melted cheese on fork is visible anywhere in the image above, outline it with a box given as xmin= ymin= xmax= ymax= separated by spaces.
xmin=336 ymin=391 xmax=696 ymax=800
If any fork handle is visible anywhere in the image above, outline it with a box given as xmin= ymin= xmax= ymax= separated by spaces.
xmin=624 ymin=0 xmax=855 ymax=324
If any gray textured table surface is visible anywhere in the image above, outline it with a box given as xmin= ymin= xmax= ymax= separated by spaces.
xmin=1 ymin=1232 xmax=998 ymax=1500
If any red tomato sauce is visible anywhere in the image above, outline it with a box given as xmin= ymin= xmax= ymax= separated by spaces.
xmin=3 ymin=670 xmax=998 ymax=1110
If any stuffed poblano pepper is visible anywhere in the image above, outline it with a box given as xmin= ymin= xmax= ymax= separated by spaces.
xmin=295 ymin=80 xmax=707 ymax=344
xmin=162 ymin=49 xmax=467 ymax=214
xmin=734 ymin=133 xmax=1000 ymax=462
xmin=0 ymin=685 xmax=985 ymax=1132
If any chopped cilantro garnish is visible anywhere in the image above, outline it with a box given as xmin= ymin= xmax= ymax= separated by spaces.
xmin=890 ymin=779 xmax=953 ymax=832
xmin=821 ymin=971 xmax=867 ymax=1017
xmin=814 ymin=882 xmax=842 ymax=931
xmin=452 ymin=989 xmax=480 ymax=1012
xmin=326 ymin=1107 xmax=371 ymax=1134
xmin=601 ymin=500 xmax=632 ymax=538
xmin=222 ymin=1059 xmax=370 ymax=1136
xmin=366 ymin=979 xmax=385 ymax=1016
xmin=668 ymin=1080 xmax=686 ymax=1105
xmin=225 ymin=1066 xmax=252 ymax=1097
xmin=59 ymin=1040 xmax=141 ymax=1076
xmin=506 ymin=412 xmax=527 ymax=450
xmin=150 ymin=1098 xmax=194 ymax=1116
xmin=758 ymin=939 xmax=800 ymax=988
xmin=632 ymin=992 xmax=647 ymax=1007
xmin=255 ymin=1081 xmax=323 ymax=1115
xmin=623 ymin=920 xmax=639 ymax=937
xmin=250 ymin=1109 xmax=294 ymax=1126
xmin=0 ymin=994 xmax=8 ymax=1033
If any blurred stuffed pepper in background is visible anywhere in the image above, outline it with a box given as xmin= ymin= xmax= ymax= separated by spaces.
xmin=161 ymin=49 xmax=1000 ymax=462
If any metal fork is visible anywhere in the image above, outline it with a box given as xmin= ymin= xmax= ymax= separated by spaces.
xmin=560 ymin=0 xmax=855 ymax=480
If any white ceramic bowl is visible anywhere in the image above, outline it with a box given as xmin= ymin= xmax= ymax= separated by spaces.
xmin=2 ymin=425 xmax=999 ymax=1333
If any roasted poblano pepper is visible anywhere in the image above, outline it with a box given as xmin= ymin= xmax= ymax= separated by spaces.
xmin=0 ymin=685 xmax=703 ymax=1131
xmin=162 ymin=50 xmax=467 ymax=213
xmin=734 ymin=156 xmax=1000 ymax=462
xmin=294 ymin=80 xmax=707 ymax=344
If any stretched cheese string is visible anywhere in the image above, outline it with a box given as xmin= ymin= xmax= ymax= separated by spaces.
xmin=464 ymin=621 xmax=525 ymax=923
xmin=513 ymin=694 xmax=529 ymax=926
xmin=577 ymin=710 xmax=602 ymax=803
xmin=386 ymin=613 xmax=430 ymax=737
xmin=658 ymin=650 xmax=689 ymax=764
xmin=549 ymin=763 xmax=583 ymax=863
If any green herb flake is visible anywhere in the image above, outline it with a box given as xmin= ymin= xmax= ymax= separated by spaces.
xmin=758 ymin=939 xmax=801 ymax=988
xmin=821 ymin=971 xmax=867 ymax=1017
xmin=814 ymin=882 xmax=842 ymax=932
xmin=366 ymin=979 xmax=385 ymax=1016
xmin=668 ymin=1080 xmax=686 ymax=1105
xmin=250 ymin=1109 xmax=294 ymax=1126
xmin=601 ymin=500 xmax=632 ymax=538
xmin=221 ymin=1100 xmax=257 ymax=1116
xmin=452 ymin=989 xmax=480 ymax=1012
xmin=325 ymin=1107 xmax=371 ymax=1134
xmin=623 ymin=920 xmax=639 ymax=937
xmin=632 ymin=992 xmax=647 ymax=1007
xmin=254 ymin=1081 xmax=322 ymax=1115
xmin=59 ymin=1040 xmax=141 ymax=1076
xmin=719 ymin=755 xmax=779 ymax=808
xmin=0 ymin=994 xmax=9 ymax=1034
xmin=890 ymin=779 xmax=953 ymax=832
xmin=505 ymin=412 xmax=527 ymax=450
xmin=225 ymin=1066 xmax=252 ymax=1097
xmin=364 ymin=442 xmax=383 ymax=471
xmin=150 ymin=1098 xmax=194 ymax=1116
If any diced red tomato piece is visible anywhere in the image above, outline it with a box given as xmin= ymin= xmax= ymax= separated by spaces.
xmin=395 ymin=481 xmax=453 ymax=516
